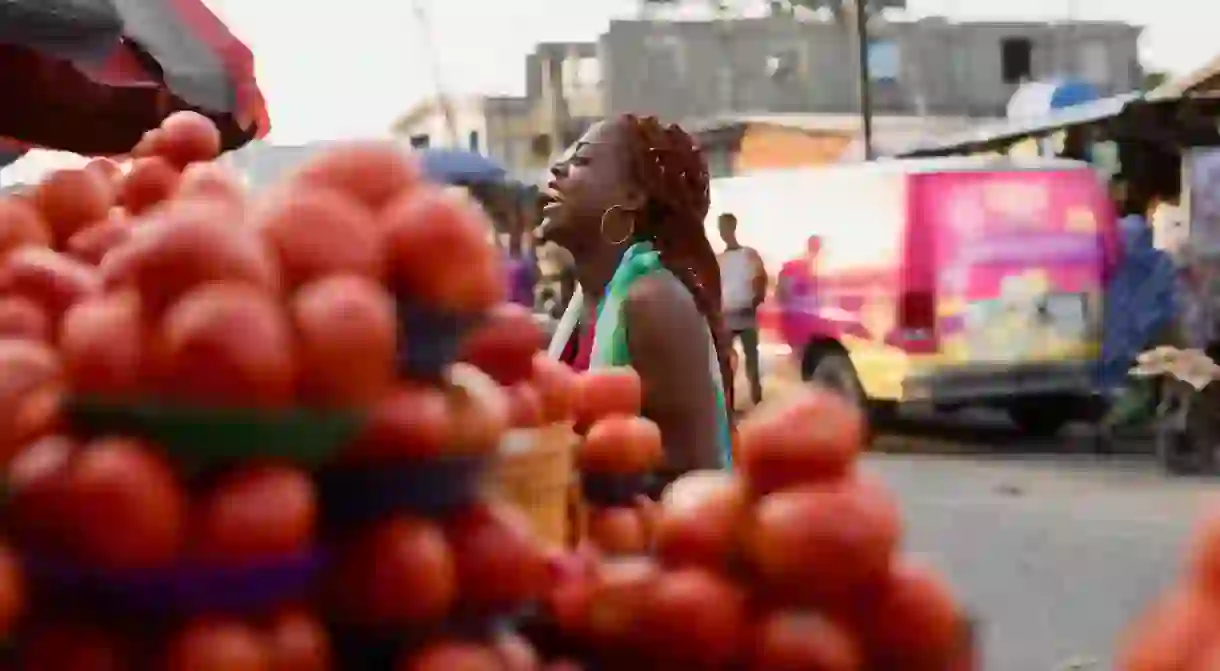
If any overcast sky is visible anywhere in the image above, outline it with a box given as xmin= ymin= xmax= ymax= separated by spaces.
xmin=201 ymin=0 xmax=1216 ymax=142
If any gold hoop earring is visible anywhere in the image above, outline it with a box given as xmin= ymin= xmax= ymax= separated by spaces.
xmin=600 ymin=205 xmax=634 ymax=246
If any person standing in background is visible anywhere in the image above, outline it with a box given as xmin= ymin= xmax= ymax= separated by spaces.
xmin=717 ymin=212 xmax=767 ymax=407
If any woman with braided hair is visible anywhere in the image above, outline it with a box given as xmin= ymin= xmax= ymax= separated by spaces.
xmin=540 ymin=114 xmax=733 ymax=479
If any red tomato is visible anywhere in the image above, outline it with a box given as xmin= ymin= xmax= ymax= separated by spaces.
xmin=587 ymin=506 xmax=649 ymax=556
xmin=100 ymin=203 xmax=279 ymax=313
xmin=66 ymin=211 xmax=132 ymax=266
xmin=636 ymin=568 xmax=749 ymax=667
xmin=0 ymin=543 xmax=24 ymax=637
xmin=175 ymin=162 xmax=248 ymax=211
xmin=5 ymin=436 xmax=80 ymax=554
xmin=1188 ymin=503 xmax=1220 ymax=597
xmin=654 ymin=471 xmax=749 ymax=571
xmin=344 ymin=385 xmax=451 ymax=463
xmin=750 ymin=611 xmax=862 ymax=671
xmin=748 ymin=475 xmax=900 ymax=609
xmin=0 ymin=295 xmax=51 ymax=341
xmin=446 ymin=364 xmax=510 ymax=457
xmin=59 ymin=291 xmax=149 ymax=399
xmin=459 ymin=303 xmax=544 ymax=385
xmin=506 ymin=382 xmax=545 ymax=429
xmin=118 ymin=157 xmax=180 ymax=215
xmin=329 ymin=516 xmax=456 ymax=627
xmin=582 ymin=557 xmax=661 ymax=647
xmin=579 ymin=415 xmax=663 ymax=474
xmin=32 ymin=168 xmax=114 ymax=246
xmin=288 ymin=141 xmax=421 ymax=210
xmin=61 ymin=437 xmax=187 ymax=569
xmin=191 ymin=465 xmax=316 ymax=562
xmin=163 ymin=618 xmax=272 ymax=671
xmin=20 ymin=621 xmax=133 ymax=671
xmin=860 ymin=560 xmax=967 ymax=671
xmin=0 ymin=197 xmax=52 ymax=257
xmin=445 ymin=502 xmax=551 ymax=613
xmin=397 ymin=642 xmax=502 ymax=671
xmin=265 ymin=608 xmax=331 ymax=671
xmin=159 ymin=283 xmax=296 ymax=408
xmin=0 ymin=247 xmax=102 ymax=319
xmin=84 ymin=158 xmax=123 ymax=186
xmin=1117 ymin=587 xmax=1220 ymax=671
xmin=531 ymin=353 xmax=577 ymax=423
xmin=381 ymin=186 xmax=505 ymax=312
xmin=253 ymin=188 xmax=384 ymax=288
xmin=132 ymin=128 xmax=166 ymax=159
xmin=291 ymin=275 xmax=396 ymax=407
xmin=573 ymin=368 xmax=642 ymax=432
xmin=158 ymin=111 xmax=222 ymax=167
xmin=0 ymin=339 xmax=64 ymax=459
xmin=737 ymin=387 xmax=864 ymax=495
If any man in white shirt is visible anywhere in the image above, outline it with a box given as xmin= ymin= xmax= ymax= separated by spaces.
xmin=717 ymin=213 xmax=768 ymax=406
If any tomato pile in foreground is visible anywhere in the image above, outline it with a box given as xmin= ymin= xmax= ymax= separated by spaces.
xmin=0 ymin=111 xmax=575 ymax=670
xmin=1118 ymin=505 xmax=1220 ymax=671
xmin=539 ymin=389 xmax=977 ymax=671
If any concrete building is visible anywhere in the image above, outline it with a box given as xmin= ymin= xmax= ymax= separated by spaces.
xmin=599 ymin=16 xmax=1142 ymax=120
xmin=391 ymin=42 xmax=604 ymax=181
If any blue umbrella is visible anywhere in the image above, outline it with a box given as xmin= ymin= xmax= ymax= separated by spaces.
xmin=418 ymin=148 xmax=506 ymax=185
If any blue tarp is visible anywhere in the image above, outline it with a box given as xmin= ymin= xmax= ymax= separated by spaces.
xmin=1097 ymin=215 xmax=1179 ymax=389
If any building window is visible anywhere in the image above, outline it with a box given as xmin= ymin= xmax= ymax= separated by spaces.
xmin=766 ymin=47 xmax=802 ymax=82
xmin=468 ymin=131 xmax=480 ymax=152
xmin=562 ymin=56 xmax=602 ymax=96
xmin=1000 ymin=37 xmax=1033 ymax=84
xmin=867 ymin=39 xmax=900 ymax=82
xmin=409 ymin=134 xmax=430 ymax=149
xmin=1079 ymin=42 xmax=1110 ymax=87
xmin=644 ymin=34 xmax=685 ymax=79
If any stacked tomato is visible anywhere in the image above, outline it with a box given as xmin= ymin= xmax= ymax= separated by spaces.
xmin=567 ymin=367 xmax=664 ymax=556
xmin=1117 ymin=505 xmax=1220 ymax=670
xmin=544 ymin=387 xmax=975 ymax=670
xmin=0 ymin=112 xmax=586 ymax=670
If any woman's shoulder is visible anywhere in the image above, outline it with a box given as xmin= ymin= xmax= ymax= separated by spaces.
xmin=622 ymin=270 xmax=705 ymax=344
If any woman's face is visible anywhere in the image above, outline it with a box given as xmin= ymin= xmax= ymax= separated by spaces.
xmin=538 ymin=119 xmax=643 ymax=253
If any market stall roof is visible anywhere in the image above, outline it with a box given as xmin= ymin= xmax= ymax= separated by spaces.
xmin=894 ymin=92 xmax=1141 ymax=158
xmin=1148 ymin=53 xmax=1220 ymax=100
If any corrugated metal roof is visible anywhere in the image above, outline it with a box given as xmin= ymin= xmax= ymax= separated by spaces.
xmin=895 ymin=93 xmax=1140 ymax=157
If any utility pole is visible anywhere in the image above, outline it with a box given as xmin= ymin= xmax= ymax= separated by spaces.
xmin=410 ymin=0 xmax=459 ymax=146
xmin=852 ymin=0 xmax=875 ymax=160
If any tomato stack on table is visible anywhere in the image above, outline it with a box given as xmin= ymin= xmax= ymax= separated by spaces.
xmin=0 ymin=111 xmax=579 ymax=670
xmin=540 ymin=388 xmax=977 ymax=671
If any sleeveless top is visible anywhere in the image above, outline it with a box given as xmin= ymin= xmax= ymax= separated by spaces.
xmin=719 ymin=248 xmax=756 ymax=313
xmin=548 ymin=241 xmax=733 ymax=468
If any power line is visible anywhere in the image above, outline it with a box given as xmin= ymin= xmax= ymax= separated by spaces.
xmin=410 ymin=0 xmax=459 ymax=144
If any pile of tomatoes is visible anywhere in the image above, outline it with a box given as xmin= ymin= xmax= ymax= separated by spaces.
xmin=1117 ymin=505 xmax=1220 ymax=670
xmin=540 ymin=387 xmax=975 ymax=670
xmin=0 ymin=111 xmax=591 ymax=670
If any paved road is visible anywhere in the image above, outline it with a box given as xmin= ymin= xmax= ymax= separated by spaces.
xmin=867 ymin=452 xmax=1217 ymax=671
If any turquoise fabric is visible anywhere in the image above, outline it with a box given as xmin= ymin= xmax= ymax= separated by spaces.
xmin=588 ymin=241 xmax=733 ymax=468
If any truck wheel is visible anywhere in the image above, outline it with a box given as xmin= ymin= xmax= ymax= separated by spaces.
xmin=1006 ymin=399 xmax=1073 ymax=436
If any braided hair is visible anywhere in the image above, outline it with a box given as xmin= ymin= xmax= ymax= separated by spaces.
xmin=618 ymin=114 xmax=734 ymax=411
